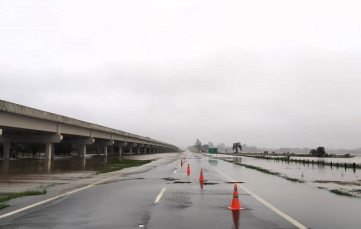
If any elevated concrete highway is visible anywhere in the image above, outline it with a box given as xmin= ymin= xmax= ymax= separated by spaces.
xmin=0 ymin=100 xmax=179 ymax=160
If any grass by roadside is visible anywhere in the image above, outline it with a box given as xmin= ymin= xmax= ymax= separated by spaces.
xmin=0 ymin=190 xmax=47 ymax=210
xmin=0 ymin=203 xmax=8 ymax=210
xmin=329 ymin=189 xmax=356 ymax=197
xmin=280 ymin=176 xmax=305 ymax=183
xmin=96 ymin=159 xmax=152 ymax=174
xmin=237 ymin=163 xmax=280 ymax=176
xmin=231 ymin=161 xmax=306 ymax=183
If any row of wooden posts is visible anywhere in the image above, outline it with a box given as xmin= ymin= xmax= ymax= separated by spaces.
xmin=251 ymin=155 xmax=359 ymax=170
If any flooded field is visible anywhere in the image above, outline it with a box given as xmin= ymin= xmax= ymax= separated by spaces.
xmin=209 ymin=155 xmax=361 ymax=229
xmin=1 ymin=155 xmax=108 ymax=179
xmin=0 ymin=154 xmax=157 ymax=180
xmin=0 ymin=153 xmax=172 ymax=199
xmin=238 ymin=156 xmax=360 ymax=182
xmin=292 ymin=156 xmax=361 ymax=164
xmin=207 ymin=153 xmax=361 ymax=196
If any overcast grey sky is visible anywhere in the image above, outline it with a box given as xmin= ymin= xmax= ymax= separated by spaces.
xmin=1 ymin=0 xmax=361 ymax=149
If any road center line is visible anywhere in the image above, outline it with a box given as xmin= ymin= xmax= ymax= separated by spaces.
xmin=210 ymin=165 xmax=307 ymax=229
xmin=0 ymin=166 xmax=140 ymax=220
xmin=154 ymin=188 xmax=166 ymax=203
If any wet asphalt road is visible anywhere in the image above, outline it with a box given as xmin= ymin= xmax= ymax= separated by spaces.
xmin=0 ymin=151 xmax=300 ymax=229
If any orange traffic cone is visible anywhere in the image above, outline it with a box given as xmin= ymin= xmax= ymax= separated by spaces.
xmin=187 ymin=163 xmax=190 ymax=175
xmin=199 ymin=168 xmax=204 ymax=182
xmin=228 ymin=183 xmax=243 ymax=210
xmin=181 ymin=159 xmax=183 ymax=167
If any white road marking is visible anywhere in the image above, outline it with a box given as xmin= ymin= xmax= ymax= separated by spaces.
xmin=0 ymin=167 xmax=140 ymax=220
xmin=210 ymin=165 xmax=307 ymax=229
xmin=154 ymin=188 xmax=166 ymax=203
xmin=173 ymin=169 xmax=177 ymax=174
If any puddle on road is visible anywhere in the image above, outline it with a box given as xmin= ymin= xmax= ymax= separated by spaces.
xmin=201 ymin=182 xmax=219 ymax=185
xmin=162 ymin=177 xmax=179 ymax=181
xmin=174 ymin=181 xmax=191 ymax=184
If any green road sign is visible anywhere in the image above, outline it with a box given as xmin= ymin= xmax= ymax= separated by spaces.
xmin=208 ymin=148 xmax=218 ymax=153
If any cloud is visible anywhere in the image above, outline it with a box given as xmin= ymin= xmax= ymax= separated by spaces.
xmin=1 ymin=48 xmax=361 ymax=149
xmin=1 ymin=0 xmax=361 ymax=149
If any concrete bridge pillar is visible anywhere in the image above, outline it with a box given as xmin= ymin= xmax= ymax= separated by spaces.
xmin=45 ymin=143 xmax=52 ymax=161
xmin=129 ymin=147 xmax=133 ymax=155
xmin=114 ymin=141 xmax=127 ymax=156
xmin=44 ymin=159 xmax=51 ymax=173
xmin=81 ymin=145 xmax=86 ymax=158
xmin=81 ymin=157 xmax=86 ymax=170
xmin=137 ymin=147 xmax=140 ymax=154
xmin=104 ymin=146 xmax=108 ymax=156
xmin=51 ymin=145 xmax=55 ymax=158
xmin=3 ymin=143 xmax=10 ymax=159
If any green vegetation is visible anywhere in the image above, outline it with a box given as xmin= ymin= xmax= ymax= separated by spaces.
xmin=0 ymin=190 xmax=47 ymax=210
xmin=280 ymin=176 xmax=305 ymax=183
xmin=78 ymin=175 xmax=93 ymax=179
xmin=38 ymin=183 xmax=62 ymax=191
xmin=236 ymin=163 xmax=280 ymax=175
xmin=0 ymin=203 xmax=9 ymax=210
xmin=310 ymin=146 xmax=326 ymax=157
xmin=96 ymin=159 xmax=152 ymax=174
xmin=329 ymin=189 xmax=355 ymax=197
xmin=233 ymin=162 xmax=305 ymax=183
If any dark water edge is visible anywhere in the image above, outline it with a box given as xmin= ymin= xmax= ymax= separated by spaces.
xmin=0 ymin=155 xmax=128 ymax=178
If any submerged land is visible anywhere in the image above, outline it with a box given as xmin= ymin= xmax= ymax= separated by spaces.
xmin=0 ymin=154 xmax=168 ymax=211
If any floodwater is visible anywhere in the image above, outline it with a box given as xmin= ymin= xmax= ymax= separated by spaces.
xmin=292 ymin=155 xmax=361 ymax=164
xmin=209 ymin=154 xmax=360 ymax=179
xmin=208 ymin=155 xmax=361 ymax=229
xmin=208 ymin=153 xmax=361 ymax=196
xmin=0 ymin=155 xmax=123 ymax=179
xmin=239 ymin=156 xmax=360 ymax=182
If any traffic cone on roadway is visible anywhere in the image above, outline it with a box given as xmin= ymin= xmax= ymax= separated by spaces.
xmin=199 ymin=168 xmax=204 ymax=182
xmin=181 ymin=159 xmax=183 ymax=167
xmin=228 ymin=183 xmax=243 ymax=210
xmin=187 ymin=163 xmax=190 ymax=176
